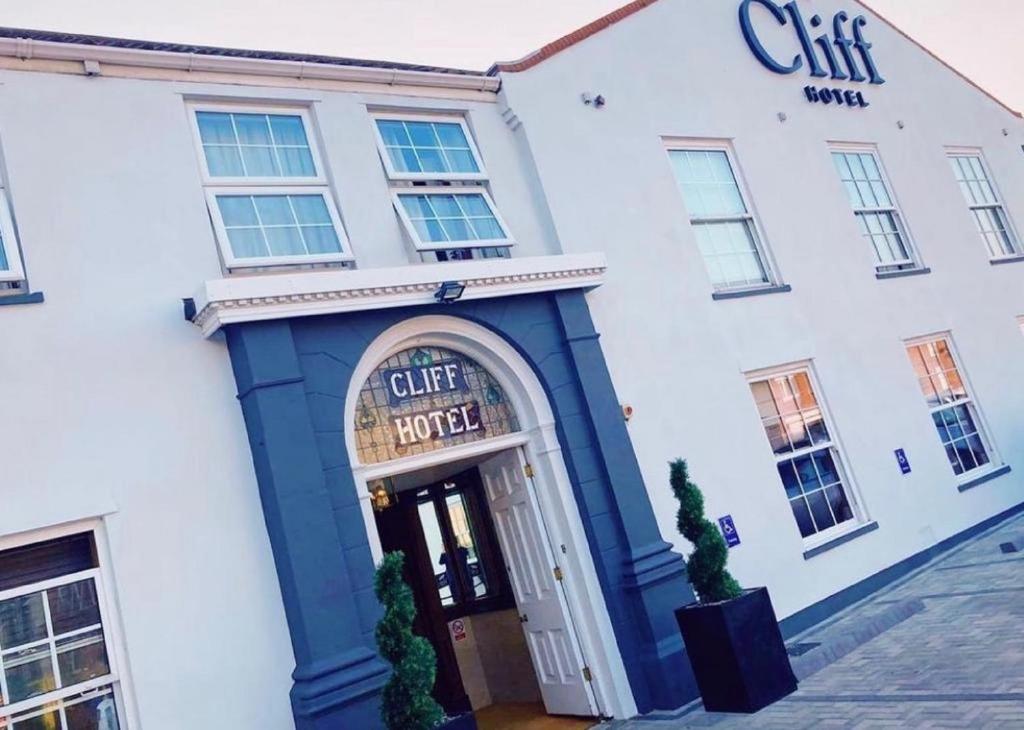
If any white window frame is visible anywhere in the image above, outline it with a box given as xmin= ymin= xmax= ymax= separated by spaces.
xmin=205 ymin=186 xmax=354 ymax=270
xmin=904 ymin=333 xmax=1001 ymax=483
xmin=746 ymin=362 xmax=868 ymax=548
xmin=830 ymin=143 xmax=923 ymax=272
xmin=187 ymin=102 xmax=353 ymax=269
xmin=391 ymin=187 xmax=515 ymax=252
xmin=665 ymin=139 xmax=782 ymax=293
xmin=370 ymin=112 xmax=488 ymax=183
xmin=0 ymin=522 xmax=134 ymax=729
xmin=946 ymin=147 xmax=1021 ymax=261
xmin=0 ymin=189 xmax=25 ymax=283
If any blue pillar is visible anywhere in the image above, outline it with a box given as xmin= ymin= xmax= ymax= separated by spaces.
xmin=553 ymin=290 xmax=698 ymax=711
xmin=226 ymin=320 xmax=388 ymax=730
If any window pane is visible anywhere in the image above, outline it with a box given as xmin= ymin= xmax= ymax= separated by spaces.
xmin=0 ymin=230 xmax=8 ymax=271
xmin=825 ymin=485 xmax=854 ymax=524
xmin=806 ymin=490 xmax=836 ymax=532
xmin=290 ymin=195 xmax=332 ymax=225
xmin=0 ymin=593 xmax=47 ymax=648
xmin=56 ymin=628 xmax=110 ymax=687
xmin=10 ymin=706 xmax=61 ymax=730
xmin=4 ymin=644 xmax=56 ymax=703
xmin=196 ymin=112 xmax=235 ymax=144
xmin=218 ymin=194 xmax=343 ymax=261
xmin=777 ymin=461 xmax=802 ymax=499
xmin=253 ymin=196 xmax=295 ymax=226
xmin=376 ymin=119 xmax=480 ymax=176
xmin=198 ymin=111 xmax=315 ymax=178
xmin=790 ymin=498 xmax=816 ymax=538
xmin=301 ymin=226 xmax=342 ymax=254
xmin=399 ymin=194 xmax=505 ymax=246
xmin=670 ymin=150 xmax=747 ymax=218
xmin=64 ymin=689 xmax=121 ymax=730
xmin=692 ymin=221 xmax=767 ymax=289
xmin=418 ymin=499 xmax=455 ymax=607
xmin=226 ymin=228 xmax=269 ymax=259
xmin=48 ymin=580 xmax=101 ymax=636
xmin=444 ymin=490 xmax=489 ymax=601
xmin=264 ymin=227 xmax=306 ymax=257
xmin=216 ymin=196 xmax=259 ymax=227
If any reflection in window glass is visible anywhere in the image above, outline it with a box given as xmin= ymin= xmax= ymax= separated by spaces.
xmin=197 ymin=111 xmax=316 ymax=178
xmin=418 ymin=498 xmax=455 ymax=607
xmin=750 ymin=372 xmax=857 ymax=539
xmin=376 ymin=119 xmax=480 ymax=176
xmin=906 ymin=338 xmax=993 ymax=477
xmin=444 ymin=488 xmax=488 ymax=600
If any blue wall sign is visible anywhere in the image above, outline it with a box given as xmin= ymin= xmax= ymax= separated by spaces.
xmin=738 ymin=0 xmax=884 ymax=108
xmin=719 ymin=515 xmax=741 ymax=548
xmin=895 ymin=448 xmax=912 ymax=475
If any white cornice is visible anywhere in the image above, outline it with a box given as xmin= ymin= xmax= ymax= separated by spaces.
xmin=192 ymin=254 xmax=606 ymax=337
xmin=0 ymin=37 xmax=499 ymax=93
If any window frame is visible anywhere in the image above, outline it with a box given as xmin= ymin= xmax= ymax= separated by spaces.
xmin=945 ymin=148 xmax=1021 ymax=261
xmin=187 ymin=102 xmax=328 ymax=187
xmin=665 ymin=139 xmax=783 ymax=293
xmin=0 ymin=189 xmax=25 ymax=284
xmin=904 ymin=333 xmax=1001 ymax=483
xmin=829 ymin=143 xmax=923 ymax=272
xmin=204 ymin=186 xmax=354 ymax=269
xmin=371 ymin=112 xmax=488 ymax=183
xmin=0 ymin=525 xmax=132 ymax=729
xmin=391 ymin=187 xmax=515 ymax=252
xmin=187 ymin=102 xmax=353 ymax=270
xmin=746 ymin=362 xmax=868 ymax=548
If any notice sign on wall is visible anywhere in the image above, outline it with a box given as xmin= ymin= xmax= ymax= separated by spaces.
xmin=450 ymin=618 xmax=467 ymax=643
xmin=719 ymin=515 xmax=741 ymax=548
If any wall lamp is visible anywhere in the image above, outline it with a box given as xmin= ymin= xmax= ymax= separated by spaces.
xmin=435 ymin=281 xmax=466 ymax=304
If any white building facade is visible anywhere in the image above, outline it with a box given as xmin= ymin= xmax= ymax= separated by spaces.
xmin=0 ymin=1 xmax=1020 ymax=728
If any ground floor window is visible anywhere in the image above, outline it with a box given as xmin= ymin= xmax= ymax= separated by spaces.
xmin=905 ymin=336 xmax=996 ymax=479
xmin=0 ymin=531 xmax=126 ymax=729
xmin=748 ymin=368 xmax=860 ymax=540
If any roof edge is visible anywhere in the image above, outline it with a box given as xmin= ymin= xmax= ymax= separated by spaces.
xmin=0 ymin=26 xmax=499 ymax=92
xmin=854 ymin=1 xmax=1021 ymax=118
xmin=489 ymin=0 xmax=659 ymax=74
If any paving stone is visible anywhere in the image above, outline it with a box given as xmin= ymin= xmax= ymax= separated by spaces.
xmin=599 ymin=513 xmax=1024 ymax=729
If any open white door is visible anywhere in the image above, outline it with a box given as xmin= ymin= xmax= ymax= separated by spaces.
xmin=478 ymin=448 xmax=598 ymax=718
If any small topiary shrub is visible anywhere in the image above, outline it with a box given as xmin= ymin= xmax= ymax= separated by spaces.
xmin=670 ymin=459 xmax=743 ymax=603
xmin=374 ymin=550 xmax=445 ymax=730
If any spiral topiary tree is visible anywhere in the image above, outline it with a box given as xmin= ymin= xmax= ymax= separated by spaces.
xmin=671 ymin=459 xmax=743 ymax=603
xmin=374 ymin=550 xmax=445 ymax=730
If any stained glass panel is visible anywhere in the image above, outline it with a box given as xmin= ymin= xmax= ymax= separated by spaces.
xmin=354 ymin=346 xmax=520 ymax=465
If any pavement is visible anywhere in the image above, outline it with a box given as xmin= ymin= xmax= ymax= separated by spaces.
xmin=602 ymin=510 xmax=1024 ymax=729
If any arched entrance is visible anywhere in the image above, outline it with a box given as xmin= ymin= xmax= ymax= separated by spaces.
xmin=344 ymin=316 xmax=637 ymax=722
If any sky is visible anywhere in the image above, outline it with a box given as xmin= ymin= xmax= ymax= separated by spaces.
xmin=0 ymin=0 xmax=1019 ymax=111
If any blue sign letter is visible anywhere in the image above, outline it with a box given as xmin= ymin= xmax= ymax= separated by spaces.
xmin=739 ymin=0 xmax=803 ymax=75
xmin=853 ymin=15 xmax=886 ymax=84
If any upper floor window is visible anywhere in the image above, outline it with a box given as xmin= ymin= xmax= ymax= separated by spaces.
xmin=0 ymin=529 xmax=129 ymax=729
xmin=668 ymin=145 xmax=779 ymax=293
xmin=372 ymin=113 xmax=511 ymax=263
xmin=947 ymin=152 xmax=1020 ymax=260
xmin=0 ymin=189 xmax=25 ymax=285
xmin=374 ymin=117 xmax=486 ymax=181
xmin=190 ymin=104 xmax=353 ymax=270
xmin=748 ymin=367 xmax=862 ymax=542
xmin=831 ymin=148 xmax=921 ymax=274
xmin=905 ymin=336 xmax=997 ymax=480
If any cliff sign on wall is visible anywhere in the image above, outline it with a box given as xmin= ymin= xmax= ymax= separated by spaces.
xmin=738 ymin=0 xmax=885 ymax=109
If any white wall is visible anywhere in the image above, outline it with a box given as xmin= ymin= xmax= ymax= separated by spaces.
xmin=0 ymin=64 xmax=558 ymax=727
xmin=499 ymin=0 xmax=1024 ymax=620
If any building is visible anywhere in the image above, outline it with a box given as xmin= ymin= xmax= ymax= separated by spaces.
xmin=0 ymin=1 xmax=1021 ymax=728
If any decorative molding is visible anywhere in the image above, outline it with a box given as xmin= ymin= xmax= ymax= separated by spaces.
xmin=192 ymin=254 xmax=607 ymax=337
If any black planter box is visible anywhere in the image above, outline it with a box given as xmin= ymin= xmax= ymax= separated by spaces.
xmin=440 ymin=712 xmax=478 ymax=730
xmin=675 ymin=587 xmax=797 ymax=713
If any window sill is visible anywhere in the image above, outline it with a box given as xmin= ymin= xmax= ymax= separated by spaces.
xmin=990 ymin=255 xmax=1024 ymax=266
xmin=0 ymin=291 xmax=44 ymax=306
xmin=803 ymin=521 xmax=880 ymax=560
xmin=957 ymin=464 xmax=1012 ymax=493
xmin=712 ymin=284 xmax=792 ymax=301
xmin=875 ymin=267 xmax=931 ymax=281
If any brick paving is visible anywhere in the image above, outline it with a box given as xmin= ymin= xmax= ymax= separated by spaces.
xmin=603 ymin=511 xmax=1024 ymax=729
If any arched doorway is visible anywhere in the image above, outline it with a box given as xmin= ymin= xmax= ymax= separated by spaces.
xmin=344 ymin=316 xmax=637 ymax=723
